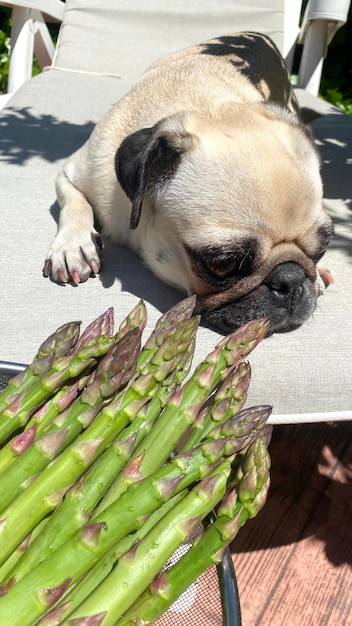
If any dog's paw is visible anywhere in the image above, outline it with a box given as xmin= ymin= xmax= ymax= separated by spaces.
xmin=43 ymin=228 xmax=102 ymax=284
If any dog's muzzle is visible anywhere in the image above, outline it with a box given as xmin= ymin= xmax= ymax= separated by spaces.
xmin=196 ymin=261 xmax=319 ymax=335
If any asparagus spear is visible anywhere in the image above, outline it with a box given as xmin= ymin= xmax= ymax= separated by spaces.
xmin=0 ymin=316 xmax=199 ymax=567
xmin=60 ymin=461 xmax=233 ymax=626
xmin=96 ymin=318 xmax=269 ymax=510
xmin=0 ymin=305 xmax=146 ymax=475
xmin=0 ymin=310 xmax=117 ymax=444
xmin=116 ymin=429 xmax=272 ymax=626
xmin=40 ymin=493 xmax=188 ymax=624
xmin=0 ymin=328 xmax=141 ymax=513
xmin=207 ymin=405 xmax=272 ymax=455
xmin=65 ymin=408 xmax=271 ymax=617
xmin=0 ymin=433 xmax=238 ymax=625
xmin=144 ymin=296 xmax=196 ymax=333
xmin=0 ymin=320 xmax=81 ymax=414
xmin=128 ymin=318 xmax=269 ymax=472
xmin=0 ymin=308 xmax=115 ymax=417
xmin=25 ymin=380 xmax=86 ymax=437
xmin=136 ymin=296 xmax=196 ymax=372
xmin=0 ymin=302 xmax=270 ymax=626
xmin=114 ymin=300 xmax=148 ymax=342
xmin=0 ymin=382 xmax=87 ymax=477
xmin=180 ymin=360 xmax=251 ymax=452
xmin=93 ymin=340 xmax=196 ymax=516
xmin=4 ymin=328 xmax=196 ymax=583
xmin=0 ymin=517 xmax=50 ymax=583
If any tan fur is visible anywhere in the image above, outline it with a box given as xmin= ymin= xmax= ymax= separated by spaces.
xmin=45 ymin=32 xmax=333 ymax=333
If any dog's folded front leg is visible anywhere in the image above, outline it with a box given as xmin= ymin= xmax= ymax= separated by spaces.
xmin=44 ymin=167 xmax=102 ymax=284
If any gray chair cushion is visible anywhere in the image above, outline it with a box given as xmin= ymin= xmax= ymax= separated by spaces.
xmin=53 ymin=0 xmax=286 ymax=78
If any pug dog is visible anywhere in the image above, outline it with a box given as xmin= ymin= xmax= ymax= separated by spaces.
xmin=44 ymin=32 xmax=334 ymax=334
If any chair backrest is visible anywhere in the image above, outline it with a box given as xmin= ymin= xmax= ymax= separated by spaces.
xmin=52 ymin=0 xmax=302 ymax=81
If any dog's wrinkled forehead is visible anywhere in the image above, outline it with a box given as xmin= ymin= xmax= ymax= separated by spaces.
xmin=116 ymin=104 xmax=325 ymax=242
xmin=151 ymin=106 xmax=323 ymax=242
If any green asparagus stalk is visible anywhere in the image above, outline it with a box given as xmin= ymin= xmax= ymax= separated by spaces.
xmin=61 ymin=461 xmax=233 ymax=626
xmin=0 ymin=381 xmax=94 ymax=477
xmin=114 ymin=300 xmax=148 ymax=342
xmin=4 ymin=329 xmax=196 ymax=583
xmin=0 ymin=301 xmax=271 ymax=626
xmin=70 ymin=307 xmax=114 ymax=353
xmin=0 ymin=320 xmax=81 ymax=414
xmin=41 ymin=493 xmax=188 ymax=624
xmin=0 ymin=328 xmax=141 ymax=513
xmin=0 ymin=308 xmax=114 ymax=419
xmin=0 ymin=302 xmax=146 ymax=475
xmin=145 ymin=296 xmax=196 ymax=334
xmin=26 ymin=379 xmax=86 ymax=437
xmin=0 ymin=517 xmax=50 ymax=583
xmin=0 ymin=433 xmax=237 ymax=625
xmin=97 ymin=319 xmax=269 ymax=510
xmin=136 ymin=296 xmax=196 ymax=372
xmin=206 ymin=405 xmax=272 ymax=455
xmin=0 ymin=309 xmax=118 ymax=444
xmin=180 ymin=360 xmax=251 ymax=452
xmin=0 ymin=316 xmax=200 ymax=567
xmin=93 ymin=340 xmax=195 ymax=517
xmin=71 ymin=408 xmax=270 ymax=625
xmin=116 ymin=429 xmax=272 ymax=626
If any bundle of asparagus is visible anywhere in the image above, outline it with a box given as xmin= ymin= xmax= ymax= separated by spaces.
xmin=0 ymin=297 xmax=272 ymax=626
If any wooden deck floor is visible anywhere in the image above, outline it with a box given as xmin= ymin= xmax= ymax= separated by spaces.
xmin=231 ymin=421 xmax=352 ymax=626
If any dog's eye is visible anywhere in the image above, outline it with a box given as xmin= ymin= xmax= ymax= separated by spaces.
xmin=203 ymin=255 xmax=241 ymax=279
xmin=185 ymin=241 xmax=257 ymax=285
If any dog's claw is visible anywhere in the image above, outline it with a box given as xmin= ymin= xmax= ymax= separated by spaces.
xmin=43 ymin=259 xmax=51 ymax=277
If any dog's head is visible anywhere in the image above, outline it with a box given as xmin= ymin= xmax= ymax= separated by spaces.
xmin=115 ymin=103 xmax=333 ymax=334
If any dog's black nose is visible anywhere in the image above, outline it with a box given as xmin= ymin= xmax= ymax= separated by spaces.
xmin=264 ymin=262 xmax=306 ymax=309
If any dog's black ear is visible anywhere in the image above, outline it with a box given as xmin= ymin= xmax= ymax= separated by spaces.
xmin=115 ymin=113 xmax=194 ymax=229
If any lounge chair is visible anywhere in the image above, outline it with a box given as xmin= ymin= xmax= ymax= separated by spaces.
xmin=0 ymin=0 xmax=351 ymax=424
